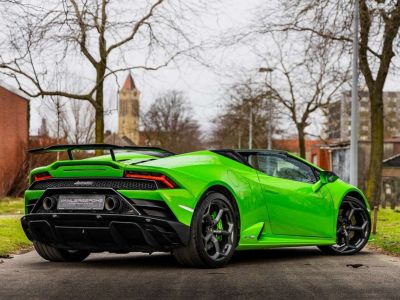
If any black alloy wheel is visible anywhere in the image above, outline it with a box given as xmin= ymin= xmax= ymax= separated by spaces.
xmin=319 ymin=196 xmax=370 ymax=255
xmin=201 ymin=197 xmax=235 ymax=261
xmin=173 ymin=192 xmax=238 ymax=268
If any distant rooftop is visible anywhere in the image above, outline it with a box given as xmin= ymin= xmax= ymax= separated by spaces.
xmin=383 ymin=153 xmax=400 ymax=167
xmin=122 ymin=73 xmax=136 ymax=90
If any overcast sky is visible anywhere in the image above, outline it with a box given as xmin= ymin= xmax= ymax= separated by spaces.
xmin=10 ymin=0 xmax=400 ymax=137
xmin=26 ymin=0 xmax=259 ymax=136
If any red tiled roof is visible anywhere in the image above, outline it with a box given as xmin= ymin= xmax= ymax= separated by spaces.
xmin=122 ymin=73 xmax=136 ymax=90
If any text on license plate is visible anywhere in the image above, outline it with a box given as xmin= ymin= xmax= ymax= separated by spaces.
xmin=57 ymin=195 xmax=105 ymax=210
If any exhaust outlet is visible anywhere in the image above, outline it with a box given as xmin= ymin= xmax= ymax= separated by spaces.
xmin=105 ymin=196 xmax=119 ymax=211
xmin=43 ymin=197 xmax=56 ymax=210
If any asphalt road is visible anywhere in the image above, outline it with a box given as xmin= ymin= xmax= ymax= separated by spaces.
xmin=0 ymin=247 xmax=399 ymax=300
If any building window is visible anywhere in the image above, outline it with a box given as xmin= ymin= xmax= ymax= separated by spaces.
xmin=120 ymin=101 xmax=129 ymax=116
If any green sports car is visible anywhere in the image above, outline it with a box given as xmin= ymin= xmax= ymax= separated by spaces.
xmin=21 ymin=144 xmax=371 ymax=268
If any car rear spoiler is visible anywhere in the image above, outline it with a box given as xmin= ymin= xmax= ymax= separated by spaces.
xmin=28 ymin=144 xmax=175 ymax=160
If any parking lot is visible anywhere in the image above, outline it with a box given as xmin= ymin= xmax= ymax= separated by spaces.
xmin=1 ymin=247 xmax=399 ymax=299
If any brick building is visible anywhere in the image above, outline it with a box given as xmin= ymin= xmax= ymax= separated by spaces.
xmin=0 ymin=83 xmax=29 ymax=196
xmin=311 ymin=139 xmax=400 ymax=185
xmin=272 ymin=139 xmax=323 ymax=163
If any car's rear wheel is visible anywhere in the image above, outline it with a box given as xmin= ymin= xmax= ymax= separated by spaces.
xmin=33 ymin=241 xmax=90 ymax=262
xmin=173 ymin=191 xmax=238 ymax=268
xmin=319 ymin=196 xmax=370 ymax=255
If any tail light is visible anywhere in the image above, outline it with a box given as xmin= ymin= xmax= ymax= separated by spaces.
xmin=124 ymin=171 xmax=177 ymax=189
xmin=32 ymin=172 xmax=52 ymax=182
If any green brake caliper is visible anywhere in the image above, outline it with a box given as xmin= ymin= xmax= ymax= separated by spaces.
xmin=212 ymin=211 xmax=223 ymax=241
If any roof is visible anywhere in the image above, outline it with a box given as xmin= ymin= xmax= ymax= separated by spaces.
xmin=321 ymin=138 xmax=400 ymax=149
xmin=383 ymin=153 xmax=400 ymax=167
xmin=382 ymin=137 xmax=400 ymax=143
xmin=122 ymin=73 xmax=136 ymax=90
xmin=0 ymin=81 xmax=30 ymax=101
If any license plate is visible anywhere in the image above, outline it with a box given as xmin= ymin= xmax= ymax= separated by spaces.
xmin=57 ymin=195 xmax=105 ymax=210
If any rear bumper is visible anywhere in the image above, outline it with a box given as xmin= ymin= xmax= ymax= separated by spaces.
xmin=21 ymin=213 xmax=190 ymax=253
xmin=24 ymin=188 xmax=197 ymax=226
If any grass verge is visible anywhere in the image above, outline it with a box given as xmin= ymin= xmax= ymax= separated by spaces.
xmin=0 ymin=217 xmax=31 ymax=257
xmin=0 ymin=198 xmax=30 ymax=257
xmin=0 ymin=197 xmax=24 ymax=214
xmin=369 ymin=208 xmax=400 ymax=256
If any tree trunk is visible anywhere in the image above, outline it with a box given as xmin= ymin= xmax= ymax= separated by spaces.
xmin=95 ymin=106 xmax=104 ymax=143
xmin=297 ymin=124 xmax=306 ymax=158
xmin=94 ymin=61 xmax=106 ymax=144
xmin=365 ymin=88 xmax=384 ymax=207
xmin=94 ymin=85 xmax=104 ymax=145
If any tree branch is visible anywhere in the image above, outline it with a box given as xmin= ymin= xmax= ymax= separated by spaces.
xmin=69 ymin=0 xmax=98 ymax=67
xmin=106 ymin=0 xmax=164 ymax=54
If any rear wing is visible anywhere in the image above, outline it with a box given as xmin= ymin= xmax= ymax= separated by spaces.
xmin=28 ymin=143 xmax=175 ymax=161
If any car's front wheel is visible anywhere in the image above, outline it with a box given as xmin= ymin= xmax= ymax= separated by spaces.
xmin=319 ymin=196 xmax=370 ymax=255
xmin=33 ymin=241 xmax=90 ymax=262
xmin=173 ymin=191 xmax=238 ymax=268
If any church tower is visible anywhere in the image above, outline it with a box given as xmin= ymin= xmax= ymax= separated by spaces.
xmin=118 ymin=73 xmax=140 ymax=145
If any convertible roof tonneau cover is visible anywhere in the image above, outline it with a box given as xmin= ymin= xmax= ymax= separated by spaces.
xmin=212 ymin=149 xmax=289 ymax=167
xmin=28 ymin=143 xmax=176 ymax=161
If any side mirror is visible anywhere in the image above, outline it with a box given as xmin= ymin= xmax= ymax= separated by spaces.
xmin=320 ymin=171 xmax=339 ymax=183
xmin=312 ymin=171 xmax=339 ymax=192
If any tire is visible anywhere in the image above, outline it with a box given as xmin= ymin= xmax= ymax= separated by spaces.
xmin=173 ymin=191 xmax=239 ymax=268
xmin=319 ymin=196 xmax=371 ymax=255
xmin=33 ymin=241 xmax=90 ymax=262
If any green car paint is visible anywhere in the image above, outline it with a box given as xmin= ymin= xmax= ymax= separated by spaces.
xmin=24 ymin=149 xmax=369 ymax=250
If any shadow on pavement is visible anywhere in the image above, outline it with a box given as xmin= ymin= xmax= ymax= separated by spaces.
xmin=231 ymin=247 xmax=323 ymax=264
xmin=24 ymin=246 xmax=371 ymax=270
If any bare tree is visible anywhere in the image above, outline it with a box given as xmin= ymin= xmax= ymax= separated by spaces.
xmin=0 ymin=0 xmax=201 ymax=144
xmin=209 ymin=78 xmax=280 ymax=149
xmin=253 ymin=0 xmax=400 ymax=207
xmin=262 ymin=37 xmax=350 ymax=158
xmin=42 ymin=96 xmax=67 ymax=143
xmin=63 ymin=100 xmax=96 ymax=144
xmin=43 ymin=96 xmax=95 ymax=143
xmin=218 ymin=31 xmax=349 ymax=157
xmin=142 ymin=90 xmax=203 ymax=153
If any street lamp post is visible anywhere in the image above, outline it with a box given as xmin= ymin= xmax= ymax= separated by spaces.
xmin=259 ymin=67 xmax=274 ymax=150
xmin=350 ymin=0 xmax=359 ymax=186
xmin=267 ymin=70 xmax=273 ymax=150
xmin=248 ymin=103 xmax=253 ymax=149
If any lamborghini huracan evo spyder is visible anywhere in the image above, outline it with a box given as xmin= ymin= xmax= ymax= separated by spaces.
xmin=21 ymin=144 xmax=371 ymax=268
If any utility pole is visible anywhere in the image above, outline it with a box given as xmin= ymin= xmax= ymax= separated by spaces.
xmin=259 ymin=67 xmax=274 ymax=149
xmin=350 ymin=0 xmax=359 ymax=186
